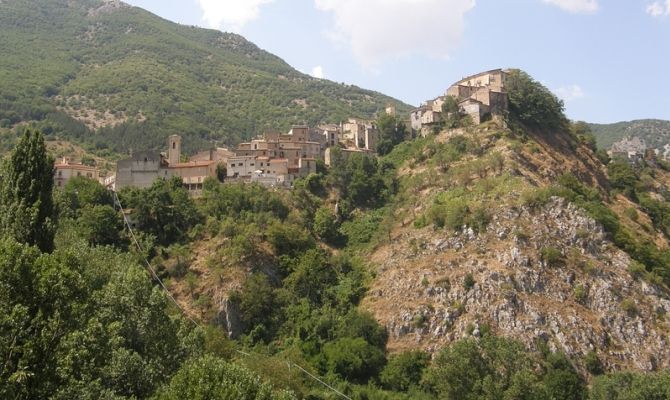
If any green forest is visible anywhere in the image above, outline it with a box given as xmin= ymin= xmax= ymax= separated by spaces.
xmin=0 ymin=0 xmax=411 ymax=155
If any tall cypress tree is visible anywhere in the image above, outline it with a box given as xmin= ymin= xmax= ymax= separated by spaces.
xmin=0 ymin=130 xmax=56 ymax=252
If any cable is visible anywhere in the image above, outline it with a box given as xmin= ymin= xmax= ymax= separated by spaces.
xmin=112 ymin=190 xmax=201 ymax=328
xmin=113 ymin=190 xmax=351 ymax=400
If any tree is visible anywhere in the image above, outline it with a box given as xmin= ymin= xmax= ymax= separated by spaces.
xmin=154 ymin=355 xmax=296 ymax=400
xmin=57 ymin=175 xmax=113 ymax=218
xmin=377 ymin=113 xmax=408 ymax=155
xmin=380 ymin=351 xmax=430 ymax=392
xmin=313 ymin=206 xmax=340 ymax=245
xmin=236 ymin=273 xmax=278 ymax=333
xmin=77 ymin=204 xmax=124 ymax=246
xmin=119 ymin=177 xmax=201 ymax=246
xmin=0 ymin=129 xmax=56 ymax=252
xmin=322 ymin=337 xmax=386 ymax=383
xmin=506 ymin=69 xmax=567 ymax=130
xmin=442 ymin=95 xmax=463 ymax=129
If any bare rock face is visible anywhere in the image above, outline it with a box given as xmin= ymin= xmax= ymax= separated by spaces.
xmin=363 ymin=197 xmax=670 ymax=372
xmin=87 ymin=0 xmax=129 ymax=17
xmin=215 ymin=297 xmax=244 ymax=339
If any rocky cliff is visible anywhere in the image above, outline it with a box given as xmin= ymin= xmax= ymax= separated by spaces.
xmin=362 ymin=121 xmax=670 ymax=373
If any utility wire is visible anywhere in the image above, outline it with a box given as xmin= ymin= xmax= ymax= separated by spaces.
xmin=112 ymin=190 xmax=351 ymax=400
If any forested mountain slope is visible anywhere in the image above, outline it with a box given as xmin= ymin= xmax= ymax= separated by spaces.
xmin=0 ymin=0 xmax=411 ymax=153
xmin=590 ymin=119 xmax=670 ymax=150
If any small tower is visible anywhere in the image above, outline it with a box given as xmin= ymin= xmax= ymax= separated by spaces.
xmin=385 ymin=103 xmax=396 ymax=117
xmin=167 ymin=135 xmax=181 ymax=165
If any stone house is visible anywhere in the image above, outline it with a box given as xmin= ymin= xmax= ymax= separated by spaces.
xmin=54 ymin=158 xmax=100 ymax=188
xmin=412 ymin=68 xmax=509 ymax=135
xmin=115 ymin=135 xmax=218 ymax=196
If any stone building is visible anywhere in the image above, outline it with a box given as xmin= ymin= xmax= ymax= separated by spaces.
xmin=54 ymin=158 xmax=100 ymax=188
xmin=225 ymin=126 xmax=319 ymax=185
xmin=341 ymin=118 xmax=377 ymax=151
xmin=115 ymin=136 xmax=218 ymax=196
xmin=412 ymin=69 xmax=510 ymax=135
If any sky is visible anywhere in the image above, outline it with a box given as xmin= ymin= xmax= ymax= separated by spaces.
xmin=124 ymin=0 xmax=670 ymax=124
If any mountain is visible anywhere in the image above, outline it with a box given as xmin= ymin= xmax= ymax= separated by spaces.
xmin=589 ymin=119 xmax=670 ymax=151
xmin=162 ymin=72 xmax=670 ymax=377
xmin=3 ymin=67 xmax=670 ymax=398
xmin=0 ymin=0 xmax=412 ymax=153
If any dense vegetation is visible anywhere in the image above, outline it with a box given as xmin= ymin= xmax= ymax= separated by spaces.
xmin=0 ymin=0 xmax=411 ymax=155
xmin=507 ymin=69 xmax=567 ymax=131
xmin=3 ymin=66 xmax=670 ymax=398
xmin=589 ymin=119 xmax=670 ymax=150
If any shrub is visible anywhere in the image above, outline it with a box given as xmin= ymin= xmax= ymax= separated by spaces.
xmin=573 ymin=284 xmax=587 ymax=304
xmin=429 ymin=198 xmax=468 ymax=230
xmin=620 ymin=298 xmax=638 ymax=317
xmin=463 ymin=273 xmax=475 ymax=290
xmin=467 ymin=206 xmax=491 ymax=233
xmin=584 ymin=351 xmax=604 ymax=375
xmin=628 ymin=260 xmax=646 ymax=279
xmin=540 ymin=247 xmax=564 ymax=267
xmin=380 ymin=351 xmax=431 ymax=392
xmin=322 ymin=337 xmax=386 ymax=383
xmin=624 ymin=207 xmax=639 ymax=222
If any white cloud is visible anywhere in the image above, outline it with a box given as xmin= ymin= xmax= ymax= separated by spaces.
xmin=311 ymin=65 xmax=325 ymax=79
xmin=195 ymin=0 xmax=275 ymax=32
xmin=647 ymin=0 xmax=670 ymax=17
xmin=555 ymin=84 xmax=585 ymax=101
xmin=542 ymin=0 xmax=598 ymax=13
xmin=314 ymin=0 xmax=476 ymax=67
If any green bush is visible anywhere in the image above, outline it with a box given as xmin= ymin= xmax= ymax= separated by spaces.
xmin=463 ymin=273 xmax=475 ymax=290
xmin=573 ymin=284 xmax=587 ymax=304
xmin=322 ymin=337 xmax=386 ymax=383
xmin=583 ymin=351 xmax=604 ymax=375
xmin=540 ymin=247 xmax=564 ymax=267
xmin=155 ymin=355 xmax=296 ymax=400
xmin=506 ymin=69 xmax=567 ymax=130
xmin=620 ymin=298 xmax=638 ymax=317
xmin=380 ymin=351 xmax=430 ymax=392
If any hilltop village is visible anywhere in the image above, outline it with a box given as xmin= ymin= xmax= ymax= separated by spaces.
xmin=55 ymin=69 xmax=513 ymax=194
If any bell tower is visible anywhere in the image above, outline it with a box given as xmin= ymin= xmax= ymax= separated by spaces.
xmin=167 ymin=135 xmax=181 ymax=165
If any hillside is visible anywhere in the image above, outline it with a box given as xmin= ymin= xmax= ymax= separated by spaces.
xmin=362 ymin=122 xmax=670 ymax=372
xmin=0 ymin=0 xmax=412 ymax=154
xmin=4 ymin=70 xmax=670 ymax=398
xmin=158 ymin=72 xmax=670 ymax=376
xmin=590 ymin=119 xmax=670 ymax=151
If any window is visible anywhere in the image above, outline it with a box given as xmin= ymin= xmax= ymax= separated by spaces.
xmin=77 ymin=172 xmax=81 ymax=176
xmin=238 ymin=163 xmax=243 ymax=166
xmin=58 ymin=171 xmax=62 ymax=177
xmin=172 ymin=142 xmax=176 ymax=149
xmin=250 ymin=163 xmax=255 ymax=166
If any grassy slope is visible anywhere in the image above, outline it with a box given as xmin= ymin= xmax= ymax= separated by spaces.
xmin=0 ymin=0 xmax=412 ymax=153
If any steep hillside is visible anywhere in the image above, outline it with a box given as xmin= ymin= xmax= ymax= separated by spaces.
xmin=590 ymin=119 xmax=670 ymax=151
xmin=362 ymin=118 xmax=670 ymax=372
xmin=0 ymin=0 xmax=411 ymax=153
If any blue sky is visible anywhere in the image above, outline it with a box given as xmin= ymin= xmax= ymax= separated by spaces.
xmin=125 ymin=0 xmax=670 ymax=123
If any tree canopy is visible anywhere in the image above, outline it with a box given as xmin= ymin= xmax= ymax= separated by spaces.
xmin=0 ymin=129 xmax=56 ymax=252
